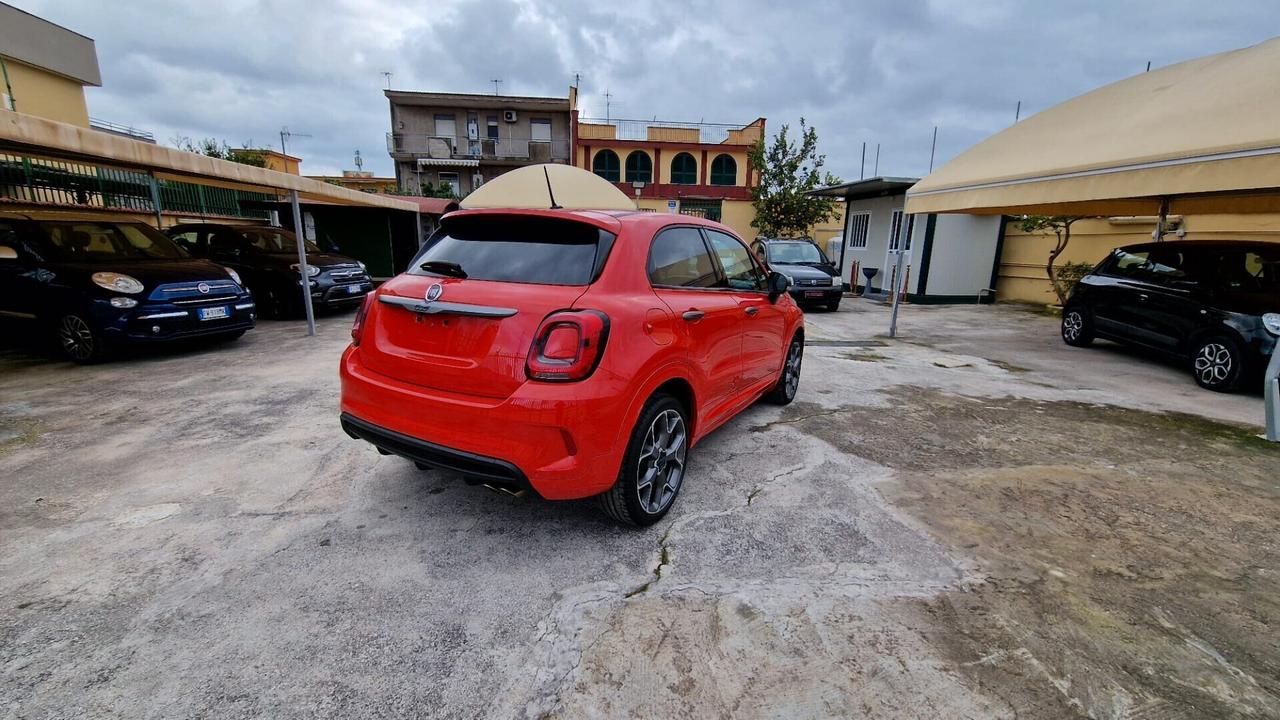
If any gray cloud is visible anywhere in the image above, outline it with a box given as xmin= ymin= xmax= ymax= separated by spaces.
xmin=15 ymin=0 xmax=1278 ymax=179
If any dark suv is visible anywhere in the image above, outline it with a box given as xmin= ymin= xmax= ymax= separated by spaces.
xmin=0 ymin=212 xmax=255 ymax=363
xmin=750 ymin=238 xmax=843 ymax=311
xmin=167 ymin=223 xmax=372 ymax=318
xmin=1062 ymin=240 xmax=1279 ymax=391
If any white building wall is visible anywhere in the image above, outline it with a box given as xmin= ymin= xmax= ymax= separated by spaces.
xmin=838 ymin=193 xmax=906 ymax=291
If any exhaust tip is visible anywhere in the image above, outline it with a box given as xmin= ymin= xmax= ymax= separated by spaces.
xmin=481 ymin=483 xmax=526 ymax=498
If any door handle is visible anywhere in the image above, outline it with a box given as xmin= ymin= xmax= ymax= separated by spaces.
xmin=1138 ymin=294 xmax=1149 ymax=302
xmin=744 ymin=306 xmax=759 ymax=316
xmin=681 ymin=310 xmax=705 ymax=322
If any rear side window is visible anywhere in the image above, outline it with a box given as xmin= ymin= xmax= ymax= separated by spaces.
xmin=1216 ymin=248 xmax=1280 ymax=293
xmin=412 ymin=215 xmax=615 ymax=285
xmin=649 ymin=227 xmax=719 ymax=288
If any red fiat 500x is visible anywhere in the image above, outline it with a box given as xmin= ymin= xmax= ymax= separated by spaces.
xmin=339 ymin=209 xmax=805 ymax=525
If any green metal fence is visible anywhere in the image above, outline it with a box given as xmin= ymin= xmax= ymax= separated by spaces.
xmin=0 ymin=152 xmax=271 ymax=219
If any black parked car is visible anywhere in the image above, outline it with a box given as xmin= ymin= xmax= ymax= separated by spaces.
xmin=1062 ymin=240 xmax=1280 ymax=391
xmin=167 ymin=223 xmax=372 ymax=318
xmin=0 ymin=212 xmax=254 ymax=363
xmin=750 ymin=238 xmax=844 ymax=311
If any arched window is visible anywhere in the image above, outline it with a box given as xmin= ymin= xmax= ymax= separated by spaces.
xmin=592 ymin=149 xmax=620 ymax=182
xmin=709 ymin=154 xmax=737 ymax=186
xmin=670 ymin=152 xmax=697 ymax=185
xmin=624 ymin=151 xmax=652 ymax=183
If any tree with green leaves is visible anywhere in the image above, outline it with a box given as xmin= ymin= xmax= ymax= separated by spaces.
xmin=1017 ymin=215 xmax=1090 ymax=306
xmin=747 ymin=118 xmax=841 ymax=238
xmin=171 ymin=136 xmax=268 ymax=168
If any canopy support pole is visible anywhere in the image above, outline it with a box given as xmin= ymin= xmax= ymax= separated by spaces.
xmin=1265 ymin=340 xmax=1279 ymax=442
xmin=888 ymin=249 xmax=906 ymax=338
xmin=147 ymin=172 xmax=164 ymax=229
xmin=290 ymin=190 xmax=316 ymax=337
xmin=1154 ymin=197 xmax=1170 ymax=241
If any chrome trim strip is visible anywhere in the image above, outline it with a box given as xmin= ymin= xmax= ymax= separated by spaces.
xmin=159 ymin=282 xmax=238 ymax=293
xmin=137 ymin=311 xmax=189 ymax=319
xmin=234 ymin=303 xmax=255 ymax=310
xmin=378 ymin=294 xmax=518 ymax=318
xmin=0 ymin=309 xmax=38 ymax=319
xmin=172 ymin=296 xmax=239 ymax=306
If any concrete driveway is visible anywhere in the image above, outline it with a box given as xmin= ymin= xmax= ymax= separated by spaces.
xmin=2 ymin=301 xmax=1277 ymax=719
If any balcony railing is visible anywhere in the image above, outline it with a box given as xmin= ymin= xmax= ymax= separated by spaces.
xmin=578 ymin=117 xmax=746 ymax=144
xmin=89 ymin=118 xmax=156 ymax=143
xmin=387 ymin=133 xmax=570 ymax=162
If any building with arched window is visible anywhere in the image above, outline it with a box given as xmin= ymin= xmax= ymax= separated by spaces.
xmin=572 ymin=115 xmax=768 ymax=239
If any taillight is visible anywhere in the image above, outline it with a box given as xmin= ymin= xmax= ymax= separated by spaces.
xmin=526 ymin=310 xmax=610 ymax=382
xmin=351 ymin=291 xmax=376 ymax=346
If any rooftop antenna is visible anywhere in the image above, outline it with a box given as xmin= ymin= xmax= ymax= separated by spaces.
xmin=1146 ymin=61 xmax=1152 ymax=72
xmin=279 ymin=126 xmax=311 ymax=156
xmin=543 ymin=166 xmax=562 ymax=210
xmin=382 ymin=71 xmax=393 ymax=89
xmin=860 ymin=142 xmax=866 ymax=180
xmin=928 ymin=126 xmax=938 ymax=173
xmin=491 ymin=78 xmax=503 ymax=95
xmin=1014 ymin=100 xmax=1021 ymax=123
xmin=874 ymin=143 xmax=880 ymax=176
xmin=572 ymin=71 xmax=581 ymax=88
xmin=353 ymin=149 xmax=363 ymax=171
xmin=604 ymin=88 xmax=612 ymax=121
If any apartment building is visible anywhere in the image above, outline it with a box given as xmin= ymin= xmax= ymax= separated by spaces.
xmin=385 ymin=88 xmax=573 ymax=198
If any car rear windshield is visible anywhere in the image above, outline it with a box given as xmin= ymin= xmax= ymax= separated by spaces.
xmin=239 ymin=228 xmax=320 ymax=254
xmin=412 ymin=215 xmax=615 ymax=285
xmin=38 ymin=222 xmax=186 ymax=261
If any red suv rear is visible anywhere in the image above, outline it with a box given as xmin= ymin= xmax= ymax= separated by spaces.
xmin=339 ymin=209 xmax=805 ymax=525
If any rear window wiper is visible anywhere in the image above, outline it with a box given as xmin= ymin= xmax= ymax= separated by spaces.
xmin=419 ymin=260 xmax=468 ymax=279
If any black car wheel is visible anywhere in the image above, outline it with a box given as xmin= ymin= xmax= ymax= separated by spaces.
xmin=1061 ymin=307 xmax=1095 ymax=347
xmin=1191 ymin=335 xmax=1244 ymax=392
xmin=825 ymin=297 xmax=841 ymax=312
xmin=765 ymin=335 xmax=803 ymax=405
xmin=57 ymin=312 xmax=108 ymax=364
xmin=598 ymin=393 xmax=688 ymax=527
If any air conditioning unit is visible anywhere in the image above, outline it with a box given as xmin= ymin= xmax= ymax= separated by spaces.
xmin=503 ymin=110 xmax=518 ymax=123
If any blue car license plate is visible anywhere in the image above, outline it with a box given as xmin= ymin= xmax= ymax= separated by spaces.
xmin=347 ymin=284 xmax=362 ymax=294
xmin=199 ymin=306 xmax=230 ymax=321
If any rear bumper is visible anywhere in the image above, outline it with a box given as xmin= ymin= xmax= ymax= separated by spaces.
xmin=338 ymin=345 xmax=625 ymax=500
xmin=340 ymin=413 xmax=531 ymax=490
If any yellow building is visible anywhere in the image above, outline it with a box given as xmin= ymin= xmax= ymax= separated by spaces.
xmin=250 ymin=149 xmax=301 ymax=175
xmin=574 ymin=115 xmax=765 ymax=239
xmin=307 ymin=171 xmax=399 ymax=194
xmin=0 ymin=2 xmax=102 ymax=127
xmin=997 ymin=213 xmax=1280 ymax=303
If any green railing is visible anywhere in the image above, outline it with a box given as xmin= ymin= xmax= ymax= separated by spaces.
xmin=0 ymin=153 xmax=271 ymax=219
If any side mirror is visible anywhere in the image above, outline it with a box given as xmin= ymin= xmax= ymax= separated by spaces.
xmin=1263 ymin=313 xmax=1280 ymax=337
xmin=0 ymin=245 xmax=18 ymax=261
xmin=767 ymin=271 xmax=789 ymax=300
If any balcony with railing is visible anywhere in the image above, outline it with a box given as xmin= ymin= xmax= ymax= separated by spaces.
xmin=89 ymin=118 xmax=156 ymax=144
xmin=577 ymin=117 xmax=764 ymax=146
xmin=387 ymin=133 xmax=570 ymax=163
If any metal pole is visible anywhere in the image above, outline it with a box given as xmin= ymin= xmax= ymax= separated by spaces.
xmin=928 ymin=126 xmax=938 ymax=173
xmin=888 ymin=249 xmax=906 ymax=338
xmin=147 ymin=172 xmax=164 ymax=229
xmin=415 ymin=211 xmax=424 ymax=248
xmin=860 ymin=142 xmax=866 ymax=180
xmin=290 ymin=190 xmax=316 ymax=336
xmin=1265 ymin=339 xmax=1279 ymax=441
xmin=1154 ymin=197 xmax=1170 ymax=241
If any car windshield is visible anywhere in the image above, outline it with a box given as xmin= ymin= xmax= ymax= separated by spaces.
xmin=39 ymin=222 xmax=187 ymax=261
xmin=240 ymin=228 xmax=320 ymax=254
xmin=412 ymin=214 xmax=613 ymax=285
xmin=769 ymin=242 xmax=825 ymax=264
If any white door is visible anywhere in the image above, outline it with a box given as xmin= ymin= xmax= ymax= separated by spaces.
xmin=883 ymin=210 xmax=915 ymax=294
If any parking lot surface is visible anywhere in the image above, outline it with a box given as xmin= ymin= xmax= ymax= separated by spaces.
xmin=3 ymin=301 xmax=1278 ymax=718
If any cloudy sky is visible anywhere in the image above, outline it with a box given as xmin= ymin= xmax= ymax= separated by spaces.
xmin=16 ymin=0 xmax=1278 ymax=180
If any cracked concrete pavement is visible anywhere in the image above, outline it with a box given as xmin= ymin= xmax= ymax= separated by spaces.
xmin=2 ymin=300 xmax=1277 ymax=718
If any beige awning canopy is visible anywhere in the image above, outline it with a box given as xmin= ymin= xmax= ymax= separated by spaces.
xmin=0 ymin=110 xmax=419 ymax=212
xmin=459 ymin=163 xmax=637 ymax=211
xmin=906 ymin=37 xmax=1280 ymax=217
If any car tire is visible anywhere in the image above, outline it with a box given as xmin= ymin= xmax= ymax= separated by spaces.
xmin=765 ymin=334 xmax=803 ymax=405
xmin=825 ymin=297 xmax=841 ymax=312
xmin=56 ymin=312 xmax=109 ymax=364
xmin=1061 ymin=306 xmax=1095 ymax=347
xmin=1191 ymin=334 xmax=1245 ymax=392
xmin=597 ymin=393 xmax=689 ymax=527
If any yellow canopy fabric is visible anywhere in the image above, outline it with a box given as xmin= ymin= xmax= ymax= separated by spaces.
xmin=906 ymin=37 xmax=1280 ymax=216
xmin=460 ymin=163 xmax=637 ymax=211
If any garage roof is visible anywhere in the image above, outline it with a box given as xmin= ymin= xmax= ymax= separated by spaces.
xmin=0 ymin=110 xmax=420 ymax=212
xmin=809 ymin=177 xmax=919 ymax=201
